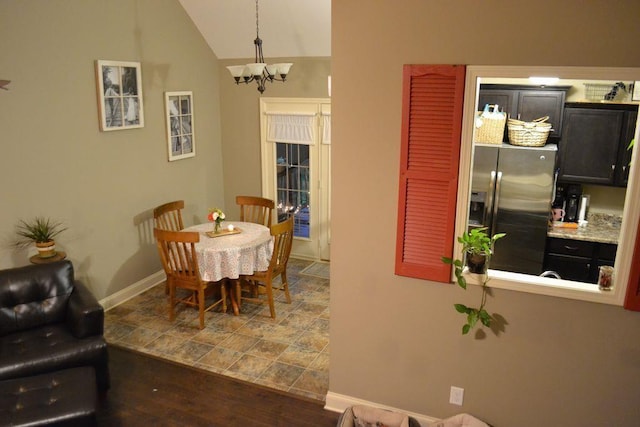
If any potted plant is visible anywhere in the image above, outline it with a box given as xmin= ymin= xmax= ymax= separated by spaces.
xmin=14 ymin=217 xmax=67 ymax=258
xmin=442 ymin=227 xmax=506 ymax=335
xmin=457 ymin=227 xmax=505 ymax=274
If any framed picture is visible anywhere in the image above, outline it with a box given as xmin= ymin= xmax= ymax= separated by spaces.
xmin=164 ymin=91 xmax=195 ymax=161
xmin=95 ymin=60 xmax=144 ymax=131
xmin=633 ymin=81 xmax=640 ymax=101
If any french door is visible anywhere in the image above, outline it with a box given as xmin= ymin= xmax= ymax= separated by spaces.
xmin=259 ymin=98 xmax=331 ymax=261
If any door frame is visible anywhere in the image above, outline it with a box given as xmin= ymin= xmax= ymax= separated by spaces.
xmin=259 ymin=97 xmax=331 ymax=261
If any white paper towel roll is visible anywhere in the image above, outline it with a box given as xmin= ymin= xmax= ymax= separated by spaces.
xmin=579 ymin=196 xmax=588 ymax=222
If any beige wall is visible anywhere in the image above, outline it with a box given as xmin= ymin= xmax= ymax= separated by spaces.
xmin=0 ymin=0 xmax=223 ymax=299
xmin=219 ymin=57 xmax=330 ymax=221
xmin=331 ymin=1 xmax=640 ymax=426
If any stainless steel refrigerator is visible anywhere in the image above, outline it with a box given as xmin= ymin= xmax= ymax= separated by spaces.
xmin=468 ymin=143 xmax=557 ymax=275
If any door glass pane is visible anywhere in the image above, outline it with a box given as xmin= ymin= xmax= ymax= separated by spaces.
xmin=276 ymin=142 xmax=310 ymax=238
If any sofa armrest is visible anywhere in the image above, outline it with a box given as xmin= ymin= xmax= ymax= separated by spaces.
xmin=66 ymin=281 xmax=104 ymax=338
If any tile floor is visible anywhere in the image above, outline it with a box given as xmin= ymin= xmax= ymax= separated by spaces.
xmin=104 ymin=258 xmax=330 ymax=401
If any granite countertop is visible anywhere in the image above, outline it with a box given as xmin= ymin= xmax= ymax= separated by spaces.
xmin=547 ymin=213 xmax=621 ymax=245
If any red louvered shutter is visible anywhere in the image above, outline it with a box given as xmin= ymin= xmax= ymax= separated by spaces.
xmin=395 ymin=64 xmax=466 ymax=283
xmin=624 ymin=218 xmax=640 ymax=310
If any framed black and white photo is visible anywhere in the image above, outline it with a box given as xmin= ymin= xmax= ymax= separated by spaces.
xmin=95 ymin=60 xmax=144 ymax=131
xmin=164 ymin=91 xmax=195 ymax=161
xmin=633 ymin=81 xmax=640 ymax=101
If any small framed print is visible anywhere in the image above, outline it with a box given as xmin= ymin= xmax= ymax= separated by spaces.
xmin=633 ymin=81 xmax=640 ymax=101
xmin=165 ymin=91 xmax=195 ymax=161
xmin=95 ymin=60 xmax=144 ymax=131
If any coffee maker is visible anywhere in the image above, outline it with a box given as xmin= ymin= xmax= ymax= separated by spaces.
xmin=565 ymin=184 xmax=582 ymax=223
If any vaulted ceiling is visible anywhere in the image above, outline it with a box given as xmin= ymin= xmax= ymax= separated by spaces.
xmin=178 ymin=0 xmax=331 ymax=60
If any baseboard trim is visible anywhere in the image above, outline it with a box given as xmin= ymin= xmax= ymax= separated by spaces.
xmin=100 ymin=270 xmax=165 ymax=311
xmin=324 ymin=391 xmax=439 ymax=426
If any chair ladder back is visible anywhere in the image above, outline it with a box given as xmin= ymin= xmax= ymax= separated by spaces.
xmin=154 ymin=229 xmax=200 ymax=281
xmin=154 ymin=200 xmax=185 ymax=231
xmin=236 ymin=196 xmax=274 ymax=227
xmin=270 ymin=217 xmax=294 ymax=270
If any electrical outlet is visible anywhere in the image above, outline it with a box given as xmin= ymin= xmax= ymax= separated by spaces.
xmin=449 ymin=386 xmax=464 ymax=405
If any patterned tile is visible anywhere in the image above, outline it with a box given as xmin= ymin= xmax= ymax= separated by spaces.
xmin=291 ymin=369 xmax=329 ymax=396
xmin=226 ymin=354 xmax=273 ymax=378
xmin=246 ymin=339 xmax=289 ymax=360
xmin=197 ymin=347 xmax=243 ymax=370
xmin=278 ymin=344 xmax=321 ymax=368
xmin=218 ymin=333 xmax=260 ymax=353
xmin=259 ymin=361 xmax=305 ymax=387
xmin=105 ymin=258 xmax=330 ymax=402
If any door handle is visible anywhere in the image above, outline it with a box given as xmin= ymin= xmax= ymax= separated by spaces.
xmin=491 ymin=171 xmax=503 ymax=235
xmin=485 ymin=170 xmax=496 ymax=229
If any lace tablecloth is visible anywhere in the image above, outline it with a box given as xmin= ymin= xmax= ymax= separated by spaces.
xmin=184 ymin=222 xmax=273 ymax=282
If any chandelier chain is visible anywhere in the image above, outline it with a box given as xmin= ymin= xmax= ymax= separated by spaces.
xmin=255 ymin=0 xmax=260 ymax=38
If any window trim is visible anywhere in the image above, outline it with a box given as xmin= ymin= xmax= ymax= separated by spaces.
xmin=456 ymin=66 xmax=640 ymax=306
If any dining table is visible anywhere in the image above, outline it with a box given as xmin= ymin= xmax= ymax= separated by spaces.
xmin=183 ymin=221 xmax=273 ymax=315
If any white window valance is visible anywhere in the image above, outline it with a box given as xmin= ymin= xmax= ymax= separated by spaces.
xmin=266 ymin=113 xmax=315 ymax=145
xmin=322 ymin=112 xmax=331 ymax=145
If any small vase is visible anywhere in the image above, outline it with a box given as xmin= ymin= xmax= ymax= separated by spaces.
xmin=214 ymin=222 xmax=221 ymax=234
xmin=466 ymin=251 xmax=487 ymax=274
xmin=36 ymin=240 xmax=57 ymax=258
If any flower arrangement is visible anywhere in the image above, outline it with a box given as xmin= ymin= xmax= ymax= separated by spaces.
xmin=207 ymin=208 xmax=225 ymax=233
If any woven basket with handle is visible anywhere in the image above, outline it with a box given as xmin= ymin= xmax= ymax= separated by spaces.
xmin=507 ymin=116 xmax=552 ymax=147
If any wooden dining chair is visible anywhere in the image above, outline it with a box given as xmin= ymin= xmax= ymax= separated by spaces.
xmin=236 ymin=196 xmax=274 ymax=227
xmin=154 ymin=200 xmax=186 ymax=294
xmin=154 ymin=200 xmax=185 ymax=231
xmin=236 ymin=216 xmax=293 ymax=319
xmin=154 ymin=228 xmax=227 ymax=329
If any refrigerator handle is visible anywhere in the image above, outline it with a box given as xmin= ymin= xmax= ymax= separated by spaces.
xmin=491 ymin=171 xmax=503 ymax=235
xmin=485 ymin=171 xmax=497 ymax=231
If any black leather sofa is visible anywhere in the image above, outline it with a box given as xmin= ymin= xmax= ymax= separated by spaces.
xmin=0 ymin=260 xmax=109 ymax=392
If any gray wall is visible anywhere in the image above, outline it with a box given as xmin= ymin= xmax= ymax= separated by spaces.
xmin=0 ymin=0 xmax=224 ymax=299
xmin=219 ymin=57 xmax=331 ymax=221
xmin=330 ymin=0 xmax=640 ymax=426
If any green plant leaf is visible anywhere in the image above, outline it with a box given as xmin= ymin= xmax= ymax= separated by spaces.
xmin=454 ymin=303 xmax=469 ymax=313
xmin=467 ymin=311 xmax=478 ymax=329
xmin=442 ymin=256 xmax=453 ymax=264
xmin=453 ymin=268 xmax=467 ymax=289
xmin=462 ymin=324 xmax=471 ymax=335
xmin=479 ymin=309 xmax=492 ymax=327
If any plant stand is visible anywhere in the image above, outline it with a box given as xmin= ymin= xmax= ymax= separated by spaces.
xmin=30 ymin=251 xmax=66 ymax=264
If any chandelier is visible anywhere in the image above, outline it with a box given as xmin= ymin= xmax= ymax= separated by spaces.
xmin=226 ymin=0 xmax=293 ymax=94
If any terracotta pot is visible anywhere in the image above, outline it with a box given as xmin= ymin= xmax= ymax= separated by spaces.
xmin=35 ymin=240 xmax=57 ymax=258
xmin=466 ymin=251 xmax=487 ymax=274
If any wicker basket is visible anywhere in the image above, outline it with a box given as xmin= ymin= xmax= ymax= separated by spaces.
xmin=507 ymin=117 xmax=552 ymax=147
xmin=474 ymin=105 xmax=506 ymax=145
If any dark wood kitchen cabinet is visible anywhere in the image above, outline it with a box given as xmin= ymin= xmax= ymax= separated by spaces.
xmin=478 ymin=84 xmax=569 ymax=142
xmin=543 ymin=237 xmax=617 ymax=283
xmin=558 ymin=103 xmax=638 ymax=187
xmin=616 ymin=110 xmax=637 ymax=186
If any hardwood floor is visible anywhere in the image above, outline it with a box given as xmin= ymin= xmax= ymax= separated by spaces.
xmin=97 ymin=345 xmax=340 ymax=426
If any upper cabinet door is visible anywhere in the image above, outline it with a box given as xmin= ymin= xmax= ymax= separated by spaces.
xmin=616 ymin=110 xmax=638 ymax=186
xmin=477 ymin=89 xmax=519 ymax=119
xmin=558 ymin=107 xmax=624 ymax=185
xmin=518 ymin=90 xmax=566 ymax=140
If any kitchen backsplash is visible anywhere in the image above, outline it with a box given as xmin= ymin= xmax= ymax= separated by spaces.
xmin=582 ymin=184 xmax=626 ymax=216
